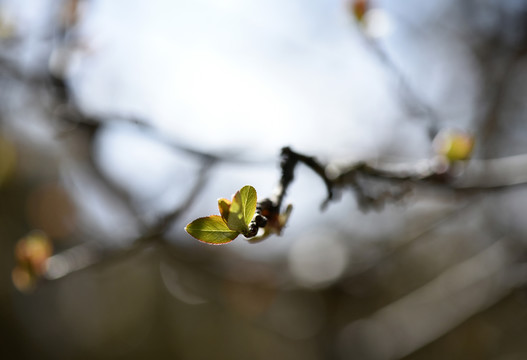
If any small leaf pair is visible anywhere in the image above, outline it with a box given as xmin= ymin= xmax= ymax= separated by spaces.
xmin=349 ymin=0 xmax=369 ymax=23
xmin=12 ymin=230 xmax=53 ymax=293
xmin=185 ymin=185 xmax=257 ymax=245
xmin=433 ymin=129 xmax=475 ymax=162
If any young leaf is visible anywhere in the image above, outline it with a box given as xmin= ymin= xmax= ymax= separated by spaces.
xmin=433 ymin=129 xmax=475 ymax=163
xmin=217 ymin=198 xmax=231 ymax=223
xmin=226 ymin=185 xmax=257 ymax=234
xmin=185 ymin=215 xmax=239 ymax=245
xmin=350 ymin=0 xmax=369 ymax=23
xmin=278 ymin=204 xmax=294 ymax=232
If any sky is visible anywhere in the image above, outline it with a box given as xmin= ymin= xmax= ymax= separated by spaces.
xmin=72 ymin=0 xmax=406 ymax=155
xmin=2 ymin=0 xmax=479 ymax=259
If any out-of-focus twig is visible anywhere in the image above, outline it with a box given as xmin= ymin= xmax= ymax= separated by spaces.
xmin=269 ymin=146 xmax=527 ymax=213
xmin=143 ymin=158 xmax=217 ymax=239
xmin=272 ymin=146 xmax=333 ymax=210
xmin=358 ymin=33 xmax=442 ymax=137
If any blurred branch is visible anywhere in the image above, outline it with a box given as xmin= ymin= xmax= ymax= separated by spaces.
xmin=476 ymin=54 xmax=516 ymax=151
xmin=268 ymin=147 xmax=527 ymax=213
xmin=349 ymin=198 xmax=481 ymax=278
xmin=143 ymin=157 xmax=217 ymax=239
xmin=344 ymin=237 xmax=516 ymax=359
xmin=357 ymin=31 xmax=441 ymax=137
xmin=43 ymin=156 xmax=216 ymax=280
xmin=272 ymin=146 xmax=334 ymax=210
xmin=451 ymin=154 xmax=527 ymax=189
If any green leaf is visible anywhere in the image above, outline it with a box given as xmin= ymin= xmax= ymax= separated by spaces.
xmin=185 ymin=215 xmax=239 ymax=245
xmin=226 ymin=185 xmax=257 ymax=234
xmin=217 ymin=198 xmax=231 ymax=224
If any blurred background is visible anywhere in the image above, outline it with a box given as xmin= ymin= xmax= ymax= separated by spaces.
xmin=2 ymin=0 xmax=527 ymax=359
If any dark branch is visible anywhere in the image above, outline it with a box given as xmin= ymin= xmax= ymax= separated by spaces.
xmin=273 ymin=146 xmax=334 ymax=210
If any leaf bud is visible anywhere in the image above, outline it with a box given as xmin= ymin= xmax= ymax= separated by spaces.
xmin=254 ymin=214 xmax=268 ymax=227
xmin=246 ymin=222 xmax=258 ymax=238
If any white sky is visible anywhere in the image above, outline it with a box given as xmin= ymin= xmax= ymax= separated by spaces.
xmin=3 ymin=0 xmax=479 ymax=257
xmin=72 ymin=0 xmax=405 ymax=156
